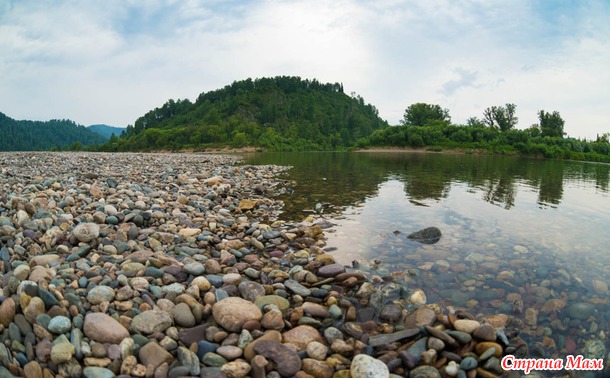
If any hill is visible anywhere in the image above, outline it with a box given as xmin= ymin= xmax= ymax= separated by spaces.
xmin=88 ymin=124 xmax=126 ymax=139
xmin=104 ymin=76 xmax=388 ymax=151
xmin=0 ymin=112 xmax=106 ymax=151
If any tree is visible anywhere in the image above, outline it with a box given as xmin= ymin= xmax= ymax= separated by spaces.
xmin=538 ymin=110 xmax=565 ymax=138
xmin=402 ymin=103 xmax=450 ymax=127
xmin=483 ymin=103 xmax=518 ymax=132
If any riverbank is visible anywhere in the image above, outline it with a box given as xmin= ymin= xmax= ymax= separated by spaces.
xmin=0 ymin=152 xmax=519 ymax=377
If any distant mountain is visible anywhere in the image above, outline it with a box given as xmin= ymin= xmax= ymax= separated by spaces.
xmin=105 ymin=76 xmax=388 ymax=151
xmin=0 ymin=112 xmax=106 ymax=151
xmin=87 ymin=124 xmax=126 ymax=139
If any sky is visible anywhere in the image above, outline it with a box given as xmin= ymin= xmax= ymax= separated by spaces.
xmin=1 ymin=0 xmax=609 ymax=140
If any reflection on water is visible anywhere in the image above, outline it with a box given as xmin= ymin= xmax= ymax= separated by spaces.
xmin=243 ymin=151 xmax=610 ymax=374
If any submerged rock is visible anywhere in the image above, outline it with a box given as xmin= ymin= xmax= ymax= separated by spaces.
xmin=407 ymin=226 xmax=442 ymax=244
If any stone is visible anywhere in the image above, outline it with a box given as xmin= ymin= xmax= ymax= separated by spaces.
xmin=317 ymin=264 xmax=346 ymax=277
xmin=368 ymin=329 xmax=420 ymax=347
xmin=82 ymin=367 xmax=115 ymax=378
xmin=407 ymin=227 xmax=441 ymax=244
xmin=244 ymin=330 xmax=282 ymax=361
xmin=282 ymin=325 xmax=324 ymax=351
xmin=47 ymin=316 xmax=71 ymax=334
xmin=306 ymin=341 xmax=328 ymax=361
xmin=565 ymin=302 xmax=596 ymax=320
xmin=139 ymin=342 xmax=173 ymax=370
xmin=221 ymin=360 xmax=251 ymax=378
xmin=172 ymin=302 xmax=196 ymax=327
xmin=131 ymin=310 xmax=173 ymax=334
xmin=177 ymin=346 xmax=200 ymax=376
xmin=213 ymin=297 xmax=262 ymax=332
xmin=302 ymin=358 xmax=334 ymax=378
xmin=403 ymin=306 xmax=437 ymax=329
xmin=472 ymin=323 xmax=497 ymax=341
xmin=0 ymin=298 xmax=16 ymax=327
xmin=254 ymin=295 xmax=290 ymax=312
xmin=51 ymin=342 xmax=74 ymax=364
xmin=73 ymin=223 xmax=100 ymax=242
xmin=350 ymin=354 xmax=389 ymax=378
xmin=253 ymin=340 xmax=302 ymax=377
xmin=87 ymin=285 xmax=115 ymax=305
xmin=408 ymin=365 xmax=441 ymax=378
xmin=475 ymin=342 xmax=503 ymax=358
xmin=23 ymin=361 xmax=43 ymax=378
xmin=84 ymin=313 xmax=130 ymax=344
xmin=453 ymin=319 xmax=480 ymax=334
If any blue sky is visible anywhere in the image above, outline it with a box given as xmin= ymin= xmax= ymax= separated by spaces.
xmin=1 ymin=0 xmax=608 ymax=140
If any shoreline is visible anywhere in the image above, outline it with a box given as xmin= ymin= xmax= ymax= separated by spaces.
xmin=0 ymin=152 xmax=521 ymax=377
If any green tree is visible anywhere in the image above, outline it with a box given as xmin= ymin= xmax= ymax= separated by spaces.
xmin=538 ymin=110 xmax=565 ymax=138
xmin=402 ymin=103 xmax=450 ymax=126
xmin=483 ymin=103 xmax=518 ymax=132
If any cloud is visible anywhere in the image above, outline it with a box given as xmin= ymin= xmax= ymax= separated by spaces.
xmin=442 ymin=68 xmax=478 ymax=96
xmin=0 ymin=0 xmax=609 ymax=139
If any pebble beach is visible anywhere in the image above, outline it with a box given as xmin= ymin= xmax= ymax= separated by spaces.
xmin=0 ymin=152 xmax=546 ymax=378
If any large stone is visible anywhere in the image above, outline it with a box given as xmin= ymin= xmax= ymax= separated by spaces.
xmin=350 ymin=354 xmax=389 ymax=378
xmin=407 ymin=227 xmax=441 ymax=244
xmin=131 ymin=310 xmax=173 ymax=334
xmin=84 ymin=313 xmax=130 ymax=344
xmin=212 ymin=297 xmax=262 ymax=332
xmin=73 ymin=223 xmax=100 ymax=242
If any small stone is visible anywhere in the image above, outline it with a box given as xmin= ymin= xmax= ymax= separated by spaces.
xmin=403 ymin=306 xmax=436 ymax=329
xmin=317 ymin=264 xmax=346 ymax=277
xmin=302 ymin=358 xmax=334 ymax=378
xmin=460 ymin=356 xmax=478 ymax=370
xmin=0 ymin=298 xmax=16 ymax=327
xmin=139 ymin=342 xmax=173 ymax=370
xmin=73 ymin=223 xmax=100 ymax=242
xmin=47 ymin=316 xmax=71 ymax=334
xmin=476 ymin=342 xmax=503 ymax=359
xmin=350 ymin=354 xmax=389 ymax=378
xmin=87 ymin=286 xmax=115 ymax=305
xmin=253 ymin=340 xmax=302 ymax=377
xmin=473 ymin=323 xmax=497 ymax=341
xmin=51 ymin=342 xmax=74 ymax=364
xmin=409 ymin=365 xmax=441 ymax=378
xmin=221 ymin=360 xmax=251 ymax=378
xmin=453 ymin=319 xmax=480 ymax=334
xmin=172 ymin=303 xmax=196 ymax=327
xmin=306 ymin=341 xmax=328 ymax=361
xmin=23 ymin=361 xmax=43 ymax=378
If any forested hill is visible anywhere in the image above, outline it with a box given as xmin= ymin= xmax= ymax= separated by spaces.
xmin=0 ymin=113 xmax=106 ymax=151
xmin=87 ymin=124 xmax=126 ymax=139
xmin=105 ymin=76 xmax=388 ymax=151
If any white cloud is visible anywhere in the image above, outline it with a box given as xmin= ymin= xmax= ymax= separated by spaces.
xmin=0 ymin=0 xmax=608 ymax=139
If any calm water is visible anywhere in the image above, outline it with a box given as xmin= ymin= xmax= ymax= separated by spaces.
xmin=243 ymin=151 xmax=610 ymax=372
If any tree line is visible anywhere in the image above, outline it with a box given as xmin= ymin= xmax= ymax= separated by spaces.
xmin=105 ymin=76 xmax=386 ymax=151
xmin=0 ymin=112 xmax=106 ymax=151
xmin=357 ymin=103 xmax=610 ymax=163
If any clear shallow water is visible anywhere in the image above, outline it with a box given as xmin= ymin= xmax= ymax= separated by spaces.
xmin=243 ymin=151 xmax=610 ymax=370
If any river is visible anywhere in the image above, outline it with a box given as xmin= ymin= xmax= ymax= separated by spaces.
xmin=243 ymin=151 xmax=610 ymax=374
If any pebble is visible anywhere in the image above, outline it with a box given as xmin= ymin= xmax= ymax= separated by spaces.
xmin=0 ymin=152 xmax=521 ymax=378
xmin=351 ymin=354 xmax=390 ymax=378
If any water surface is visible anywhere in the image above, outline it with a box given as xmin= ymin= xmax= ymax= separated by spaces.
xmin=243 ymin=151 xmax=610 ymax=368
